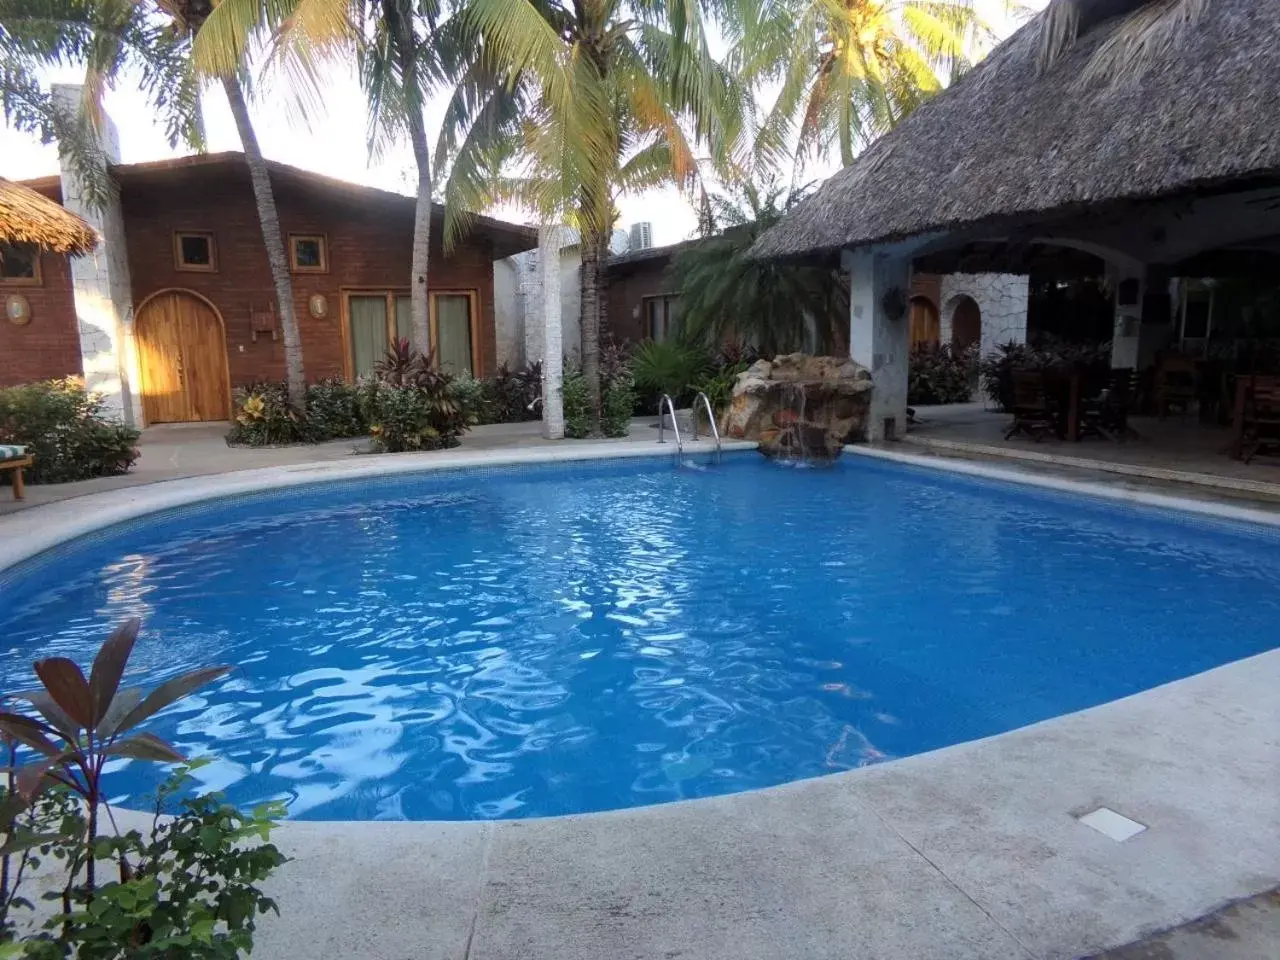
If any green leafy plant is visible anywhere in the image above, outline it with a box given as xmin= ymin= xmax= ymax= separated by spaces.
xmin=304 ymin=378 xmax=365 ymax=440
xmin=448 ymin=375 xmax=489 ymax=425
xmin=601 ymin=374 xmax=635 ymax=438
xmin=562 ymin=368 xmax=592 ymax=439
xmin=479 ymin=364 xmax=542 ymax=425
xmin=908 ymin=343 xmax=977 ymax=406
xmin=225 ymin=383 xmax=305 ymax=447
xmin=978 ymin=338 xmax=1112 ymax=410
xmin=630 ymin=340 xmax=710 ymax=407
xmin=366 ymin=339 xmax=470 ymax=452
xmin=668 ymin=181 xmax=850 ymax=356
xmin=0 ymin=379 xmax=140 ymax=484
xmin=0 ymin=619 xmax=285 ymax=958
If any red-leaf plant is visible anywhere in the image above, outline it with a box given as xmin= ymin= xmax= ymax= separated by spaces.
xmin=0 ymin=618 xmax=230 ymax=899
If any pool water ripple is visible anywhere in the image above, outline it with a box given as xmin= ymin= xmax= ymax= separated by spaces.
xmin=0 ymin=456 xmax=1277 ymax=820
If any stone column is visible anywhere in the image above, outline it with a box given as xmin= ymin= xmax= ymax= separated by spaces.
xmin=843 ymin=246 xmax=910 ymax=441
xmin=539 ymin=226 xmax=565 ymax=439
xmin=53 ymin=84 xmax=142 ymax=426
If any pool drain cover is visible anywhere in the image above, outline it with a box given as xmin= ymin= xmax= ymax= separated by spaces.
xmin=1077 ymin=807 xmax=1147 ymax=842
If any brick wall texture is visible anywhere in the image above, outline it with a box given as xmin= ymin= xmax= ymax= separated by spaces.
xmin=3 ymin=168 xmax=508 ymax=394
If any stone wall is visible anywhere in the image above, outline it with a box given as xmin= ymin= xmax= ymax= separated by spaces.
xmin=939 ymin=273 xmax=1029 ymax=358
xmin=506 ymin=236 xmax=581 ymax=366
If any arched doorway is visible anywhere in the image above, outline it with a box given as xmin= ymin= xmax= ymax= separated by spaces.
xmin=134 ymin=289 xmax=231 ymax=424
xmin=908 ymin=296 xmax=940 ymax=347
xmin=949 ymin=295 xmax=981 ymax=351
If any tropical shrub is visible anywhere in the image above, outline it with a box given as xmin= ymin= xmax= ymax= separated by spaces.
xmin=691 ymin=361 xmax=748 ymax=419
xmin=0 ymin=379 xmax=140 ymax=483
xmin=908 ymin=343 xmax=977 ymax=405
xmin=562 ymin=368 xmax=592 ymax=439
xmin=305 ymin=378 xmax=365 ymax=440
xmin=225 ymin=383 xmax=306 ymax=447
xmin=448 ymin=375 xmax=489 ymax=425
xmin=630 ymin=340 xmax=710 ymax=407
xmin=601 ymin=373 xmax=636 ymax=438
xmin=480 ymin=363 xmax=542 ymax=424
xmin=978 ymin=338 xmax=1112 ymax=411
xmin=0 ymin=618 xmax=285 ymax=958
xmin=366 ymin=340 xmax=470 ymax=452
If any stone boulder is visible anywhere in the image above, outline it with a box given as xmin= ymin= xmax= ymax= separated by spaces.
xmin=723 ymin=354 xmax=873 ymax=453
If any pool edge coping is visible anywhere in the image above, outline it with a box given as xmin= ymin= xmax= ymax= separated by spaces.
xmin=844 ymin=443 xmax=1280 ymax=527
xmin=0 ymin=439 xmax=756 ymax=574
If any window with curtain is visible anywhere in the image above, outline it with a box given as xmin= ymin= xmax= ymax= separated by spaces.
xmin=644 ymin=295 xmax=679 ymax=342
xmin=348 ymin=295 xmax=389 ymax=378
xmin=436 ymin=294 xmax=473 ymax=375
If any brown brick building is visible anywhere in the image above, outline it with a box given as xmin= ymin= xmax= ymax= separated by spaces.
xmin=4 ymin=152 xmax=534 ymax=424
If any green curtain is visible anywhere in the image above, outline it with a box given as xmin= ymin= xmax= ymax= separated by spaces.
xmin=394 ymin=296 xmax=413 ymax=345
xmin=349 ymin=296 xmax=388 ymax=378
xmin=436 ymin=295 xmax=473 ymax=376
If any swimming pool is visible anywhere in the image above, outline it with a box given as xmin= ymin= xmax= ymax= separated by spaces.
xmin=1 ymin=453 xmax=1276 ymax=820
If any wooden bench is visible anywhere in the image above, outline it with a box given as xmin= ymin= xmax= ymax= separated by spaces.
xmin=1 ymin=447 xmax=32 ymax=500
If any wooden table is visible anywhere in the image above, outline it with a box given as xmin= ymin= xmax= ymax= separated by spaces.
xmin=1 ymin=455 xmax=32 ymax=500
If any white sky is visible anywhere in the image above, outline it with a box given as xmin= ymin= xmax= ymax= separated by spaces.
xmin=0 ymin=1 xmax=1041 ymax=248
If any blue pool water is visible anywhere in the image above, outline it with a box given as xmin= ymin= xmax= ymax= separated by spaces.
xmin=0 ymin=455 xmax=1276 ymax=820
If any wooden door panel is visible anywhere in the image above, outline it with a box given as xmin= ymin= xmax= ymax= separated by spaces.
xmin=137 ymin=294 xmax=190 ymax=423
xmin=179 ymin=301 xmax=230 ymax=421
xmin=136 ymin=292 xmax=229 ymax=424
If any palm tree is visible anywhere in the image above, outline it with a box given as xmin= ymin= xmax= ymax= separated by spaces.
xmin=1038 ymin=0 xmax=1205 ymax=84
xmin=434 ymin=0 xmax=744 ymax=431
xmin=196 ymin=0 xmax=441 ymax=357
xmin=668 ymin=179 xmax=849 ymax=355
xmin=2 ymin=0 xmax=310 ymax=410
xmin=729 ymin=0 xmax=995 ymax=169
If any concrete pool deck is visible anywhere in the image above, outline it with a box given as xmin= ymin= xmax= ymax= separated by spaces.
xmin=4 ymin=441 xmax=1278 ymax=959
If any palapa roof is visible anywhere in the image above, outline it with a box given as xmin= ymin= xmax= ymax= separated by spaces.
xmin=0 ymin=177 xmax=98 ymax=255
xmin=752 ymin=0 xmax=1280 ymax=262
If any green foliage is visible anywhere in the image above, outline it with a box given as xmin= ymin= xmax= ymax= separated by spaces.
xmin=908 ymin=343 xmax=977 ymax=406
xmin=0 ymin=379 xmax=140 ymax=483
xmin=978 ymin=338 xmax=1112 ymax=411
xmin=304 ymin=378 xmax=365 ymax=440
xmin=668 ymin=181 xmax=848 ymax=356
xmin=727 ymin=0 xmax=993 ymax=170
xmin=601 ymin=374 xmax=635 ymax=438
xmin=562 ymin=369 xmax=592 ymax=440
xmin=225 ymin=383 xmax=306 ymax=447
xmin=0 ymin=618 xmax=282 ymax=959
xmin=0 ymin=0 xmax=205 ymax=212
xmin=483 ymin=363 xmax=543 ymax=425
xmin=365 ymin=340 xmax=470 ymax=452
xmin=448 ymin=375 xmax=489 ymax=425
xmin=630 ymin=340 xmax=710 ymax=405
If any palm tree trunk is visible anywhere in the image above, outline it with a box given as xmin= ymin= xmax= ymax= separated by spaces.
xmin=222 ymin=75 xmax=305 ymax=409
xmin=380 ymin=0 xmax=431 ymax=356
xmin=579 ymin=226 xmax=606 ymax=433
xmin=539 ymin=226 xmax=564 ymax=439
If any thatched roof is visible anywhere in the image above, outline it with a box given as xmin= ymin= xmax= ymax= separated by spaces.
xmin=752 ymin=0 xmax=1280 ymax=261
xmin=0 ymin=177 xmax=98 ymax=255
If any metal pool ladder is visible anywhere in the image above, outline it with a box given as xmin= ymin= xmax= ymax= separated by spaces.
xmin=691 ymin=392 xmax=723 ymax=464
xmin=657 ymin=394 xmax=683 ymax=459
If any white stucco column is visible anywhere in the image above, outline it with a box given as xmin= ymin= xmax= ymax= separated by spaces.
xmin=1109 ymin=265 xmax=1176 ymax=369
xmin=53 ymin=84 xmax=142 ymax=427
xmin=539 ymin=226 xmax=565 ymax=439
xmin=843 ymin=246 xmax=910 ymax=441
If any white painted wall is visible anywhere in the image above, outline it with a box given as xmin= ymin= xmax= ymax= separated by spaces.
xmin=939 ymin=273 xmax=1029 ymax=358
xmin=501 ymin=234 xmax=582 ymax=368
xmin=844 ymin=247 xmax=910 ymax=441
xmin=53 ymin=84 xmax=141 ymax=426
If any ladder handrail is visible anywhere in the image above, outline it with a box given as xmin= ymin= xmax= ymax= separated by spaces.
xmin=690 ymin=392 xmax=723 ymax=464
xmin=657 ymin=394 xmax=683 ymax=458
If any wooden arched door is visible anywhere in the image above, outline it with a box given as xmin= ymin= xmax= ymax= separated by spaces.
xmin=135 ymin=290 xmax=231 ymax=424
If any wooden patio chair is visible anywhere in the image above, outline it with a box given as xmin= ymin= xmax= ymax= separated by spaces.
xmin=1004 ymin=370 xmax=1057 ymax=442
xmin=1082 ymin=368 xmax=1141 ymax=442
xmin=1241 ymin=376 xmax=1280 ymax=465
xmin=1155 ymin=352 xmax=1197 ymax=419
xmin=0 ymin=444 xmax=32 ymax=500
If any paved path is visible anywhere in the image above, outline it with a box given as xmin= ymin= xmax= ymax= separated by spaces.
xmin=0 ymin=418 xmax=676 ymax=516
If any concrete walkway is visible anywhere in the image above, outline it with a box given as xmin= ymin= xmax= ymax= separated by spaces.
xmin=112 ymin=647 xmax=1269 ymax=960
xmin=0 ymin=417 xmax=681 ymax=516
